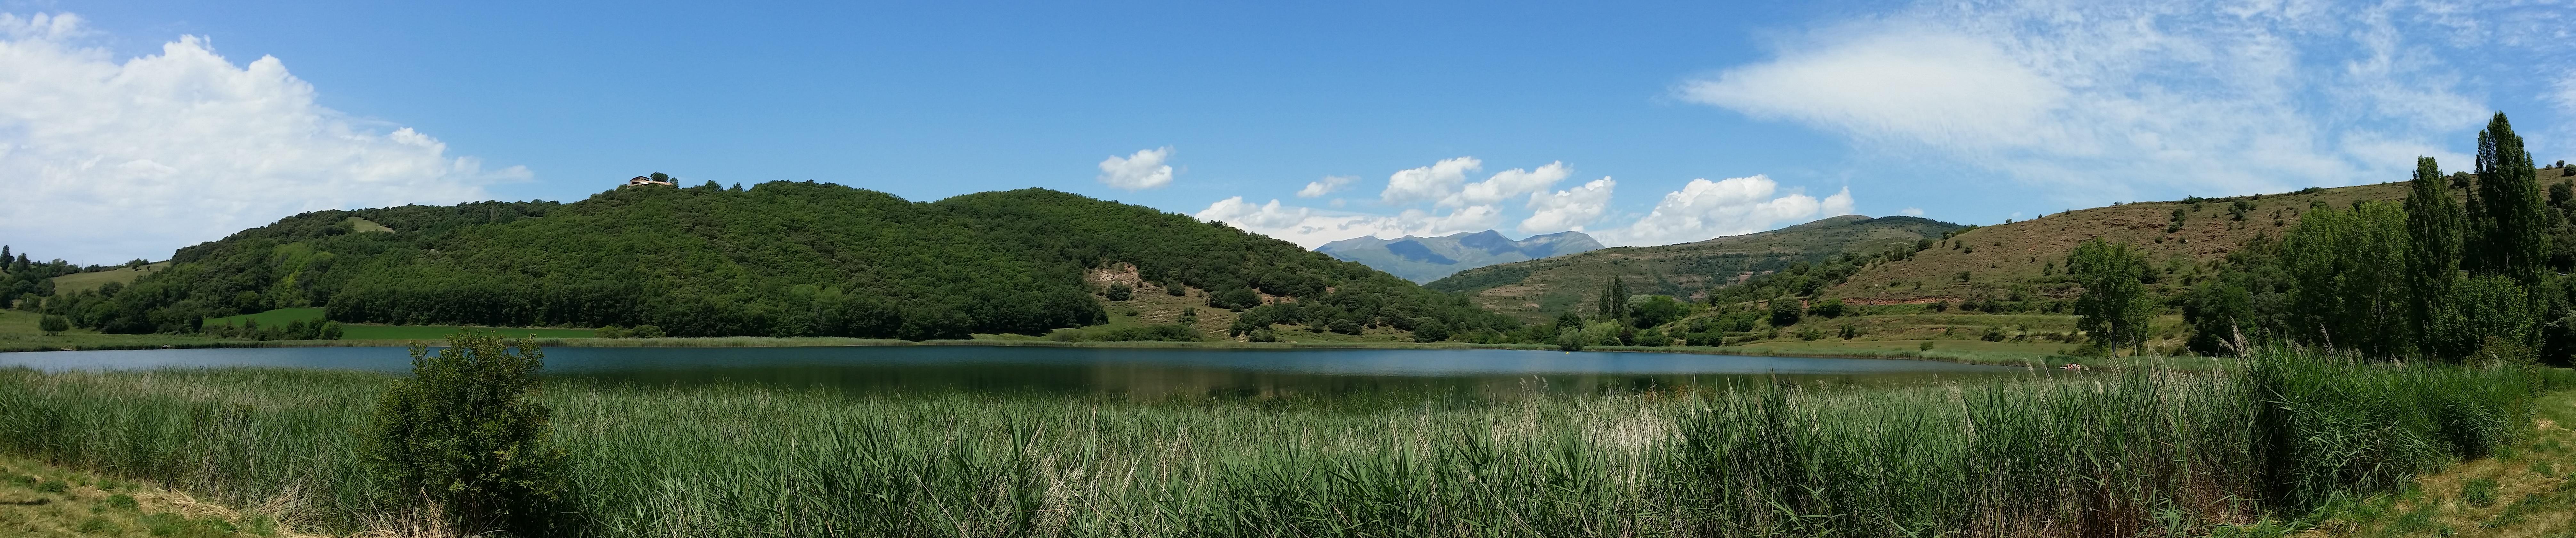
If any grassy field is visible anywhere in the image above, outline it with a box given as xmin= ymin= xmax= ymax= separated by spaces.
xmin=199 ymin=308 xmax=328 ymax=328
xmin=44 ymin=263 xmax=173 ymax=296
xmin=0 ymin=310 xmax=237 ymax=353
xmin=0 ymin=454 xmax=300 ymax=537
xmin=0 ymin=348 xmax=2546 ymax=537
xmin=2296 ymin=388 xmax=2576 ymax=538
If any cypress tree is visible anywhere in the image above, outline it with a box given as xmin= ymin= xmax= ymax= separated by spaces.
xmin=2468 ymin=112 xmax=2546 ymax=284
xmin=2404 ymin=156 xmax=2466 ymax=357
xmin=1597 ymin=277 xmax=1629 ymax=320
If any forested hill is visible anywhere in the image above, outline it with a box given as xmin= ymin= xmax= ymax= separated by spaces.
xmin=53 ymin=181 xmax=1515 ymax=339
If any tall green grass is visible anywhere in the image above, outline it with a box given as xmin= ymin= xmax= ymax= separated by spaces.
xmin=0 ymin=346 xmax=2543 ymax=537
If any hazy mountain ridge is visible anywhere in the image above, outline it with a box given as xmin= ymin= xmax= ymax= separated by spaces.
xmin=1426 ymin=215 xmax=1964 ymax=320
xmin=1316 ymin=230 xmax=1604 ymax=283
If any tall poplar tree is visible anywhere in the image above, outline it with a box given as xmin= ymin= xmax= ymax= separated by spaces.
xmin=2468 ymin=112 xmax=2547 ymax=284
xmin=2283 ymin=202 xmax=2412 ymax=356
xmin=2405 ymin=156 xmax=2466 ymax=356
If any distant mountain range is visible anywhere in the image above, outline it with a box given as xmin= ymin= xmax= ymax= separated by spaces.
xmin=1426 ymin=216 xmax=1963 ymax=321
xmin=1316 ymin=230 xmax=1604 ymax=283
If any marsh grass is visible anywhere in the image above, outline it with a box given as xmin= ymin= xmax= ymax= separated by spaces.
xmin=0 ymin=347 xmax=2543 ymax=537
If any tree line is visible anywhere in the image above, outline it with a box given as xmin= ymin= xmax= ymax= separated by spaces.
xmin=2166 ymin=112 xmax=2566 ymax=363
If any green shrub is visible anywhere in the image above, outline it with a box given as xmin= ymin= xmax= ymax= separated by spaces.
xmin=1810 ymin=298 xmax=1846 ymax=319
xmin=363 ymin=332 xmax=568 ymax=534
xmin=1631 ymin=328 xmax=1672 ymax=346
xmin=1104 ymin=283 xmax=1133 ymax=301
xmin=37 ymin=314 xmax=67 ymax=335
xmin=1410 ymin=318 xmax=1450 ymax=342
xmin=629 ymin=325 xmax=665 ymax=338
xmin=1206 ymin=288 xmax=1262 ymax=311
xmin=1768 ymin=300 xmax=1803 ymax=327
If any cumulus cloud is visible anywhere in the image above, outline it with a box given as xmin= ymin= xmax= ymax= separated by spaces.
xmin=1449 ymin=161 xmax=1569 ymax=208
xmin=1677 ymin=0 xmax=2572 ymax=202
xmin=1097 ymin=146 xmax=1175 ymax=190
xmin=1296 ymin=175 xmax=1356 ymax=198
xmin=1599 ymin=175 xmax=1853 ymax=247
xmin=1379 ymin=157 xmax=1479 ymax=204
xmin=0 ymin=12 xmax=520 ymax=263
xmin=1518 ymin=177 xmax=1614 ymax=234
xmin=1196 ymin=196 xmax=1500 ymax=248
xmin=1901 ymin=208 xmax=1925 ymax=216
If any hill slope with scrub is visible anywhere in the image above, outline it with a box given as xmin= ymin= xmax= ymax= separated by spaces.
xmin=30 ymin=182 xmax=1515 ymax=340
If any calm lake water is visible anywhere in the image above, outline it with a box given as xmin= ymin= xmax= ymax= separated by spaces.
xmin=0 ymin=346 xmax=2020 ymax=396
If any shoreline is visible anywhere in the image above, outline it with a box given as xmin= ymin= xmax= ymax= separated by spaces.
xmin=0 ymin=334 xmax=2145 ymax=369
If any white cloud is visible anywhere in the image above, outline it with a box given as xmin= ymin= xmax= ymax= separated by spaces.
xmin=1296 ymin=175 xmax=1356 ymax=198
xmin=1449 ymin=161 xmax=1569 ymax=208
xmin=1097 ymin=146 xmax=1175 ymax=190
xmin=1599 ymin=175 xmax=1850 ymax=247
xmin=1519 ymin=177 xmax=1614 ymax=234
xmin=0 ymin=12 xmax=519 ymax=263
xmin=1379 ymin=157 xmax=1479 ymax=204
xmin=1675 ymin=0 xmax=2569 ymax=202
xmin=1195 ymin=197 xmax=1498 ymax=248
xmin=1211 ymin=155 xmax=1862 ymax=250
xmin=1901 ymin=207 xmax=1925 ymax=216
xmin=1680 ymin=31 xmax=2067 ymax=154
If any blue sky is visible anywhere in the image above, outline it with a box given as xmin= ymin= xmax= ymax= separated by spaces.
xmin=5 ymin=0 xmax=2574 ymax=262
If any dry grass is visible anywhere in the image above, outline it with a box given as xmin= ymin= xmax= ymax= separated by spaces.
xmin=1830 ymin=182 xmax=2414 ymax=304
xmin=0 ymin=453 xmax=320 ymax=537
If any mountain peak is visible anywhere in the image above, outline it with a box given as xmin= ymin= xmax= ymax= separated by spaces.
xmin=1316 ymin=230 xmax=1604 ymax=282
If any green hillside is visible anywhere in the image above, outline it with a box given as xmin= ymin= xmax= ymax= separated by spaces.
xmin=35 ymin=182 xmax=1515 ymax=340
xmin=1428 ymin=215 xmax=1964 ymax=321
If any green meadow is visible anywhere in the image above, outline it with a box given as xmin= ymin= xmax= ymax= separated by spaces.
xmin=0 ymin=345 xmax=2553 ymax=537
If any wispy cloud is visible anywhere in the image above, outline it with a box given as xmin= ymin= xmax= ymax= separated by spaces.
xmin=1296 ymin=175 xmax=1356 ymax=198
xmin=1678 ymin=0 xmax=2575 ymax=203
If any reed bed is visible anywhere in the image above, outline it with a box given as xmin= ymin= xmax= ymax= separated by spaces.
xmin=0 ymin=348 xmax=2545 ymax=537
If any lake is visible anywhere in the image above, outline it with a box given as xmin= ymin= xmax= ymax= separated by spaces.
xmin=0 ymin=345 xmax=2021 ymax=397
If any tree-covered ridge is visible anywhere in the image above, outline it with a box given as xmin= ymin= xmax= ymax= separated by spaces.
xmin=40 ymin=181 xmax=1510 ymax=339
